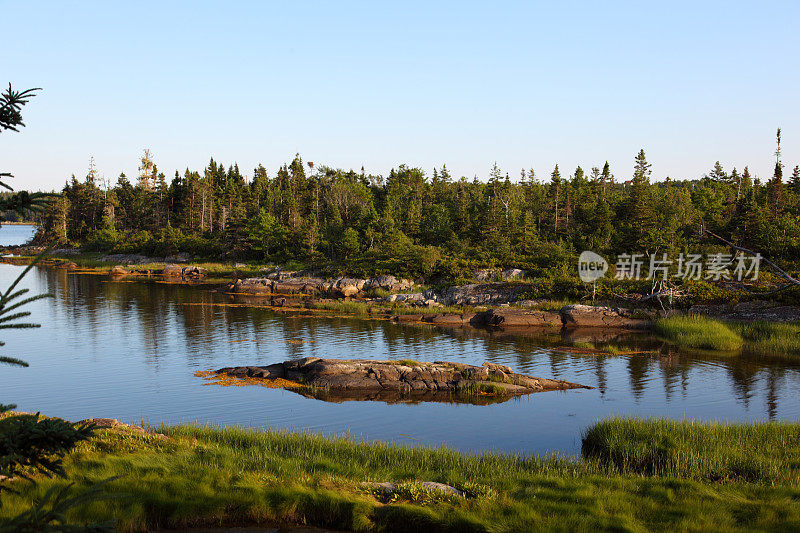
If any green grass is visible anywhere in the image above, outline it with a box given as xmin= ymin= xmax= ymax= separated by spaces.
xmin=654 ymin=315 xmax=744 ymax=351
xmin=392 ymin=359 xmax=423 ymax=367
xmin=730 ymin=320 xmax=800 ymax=357
xmin=311 ymin=300 xmax=371 ymax=316
xmin=469 ymin=382 xmax=506 ymax=395
xmin=655 ymin=316 xmax=800 ymax=357
xmin=571 ymin=341 xmax=596 ymax=350
xmin=582 ymin=417 xmax=800 ymax=485
xmin=367 ymin=287 xmax=391 ymax=299
xmin=4 ymin=419 xmax=800 ymax=531
xmin=389 ymin=304 xmax=467 ymax=315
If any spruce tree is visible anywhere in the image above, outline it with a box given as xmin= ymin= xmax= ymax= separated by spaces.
xmin=767 ymin=128 xmax=786 ymax=215
xmin=627 ymin=149 xmax=659 ymax=251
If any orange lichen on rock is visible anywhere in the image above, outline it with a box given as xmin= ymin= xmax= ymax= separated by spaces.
xmin=194 ymin=369 xmax=303 ymax=389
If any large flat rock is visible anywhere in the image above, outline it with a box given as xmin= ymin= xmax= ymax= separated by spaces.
xmin=560 ymin=305 xmax=651 ymax=329
xmin=213 ymin=358 xmax=589 ymax=403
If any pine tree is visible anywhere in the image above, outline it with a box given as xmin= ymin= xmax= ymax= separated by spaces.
xmin=707 ymin=161 xmax=727 ymax=182
xmin=767 ymin=128 xmax=786 ymax=215
xmin=627 ymin=149 xmax=659 ymax=251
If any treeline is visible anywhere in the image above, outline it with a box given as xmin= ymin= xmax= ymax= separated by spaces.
xmin=35 ymin=143 xmax=800 ymax=281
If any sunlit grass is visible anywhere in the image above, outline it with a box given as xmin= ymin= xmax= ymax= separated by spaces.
xmin=582 ymin=417 xmax=800 ymax=485
xmin=730 ymin=320 xmax=800 ymax=357
xmin=3 ymin=419 xmax=800 ymax=531
xmin=311 ymin=300 xmax=372 ymax=316
xmin=654 ymin=315 xmax=743 ymax=351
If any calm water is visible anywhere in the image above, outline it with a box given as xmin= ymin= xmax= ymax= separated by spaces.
xmin=3 ymin=225 xmax=800 ymax=455
xmin=0 ymin=223 xmax=37 ymax=244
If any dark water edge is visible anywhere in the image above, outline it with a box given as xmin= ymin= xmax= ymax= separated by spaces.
xmin=2 ymin=225 xmax=800 ymax=455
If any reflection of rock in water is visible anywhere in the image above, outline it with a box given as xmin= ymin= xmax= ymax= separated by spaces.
xmin=208 ymin=357 xmax=590 ymax=405
xmin=293 ymin=387 xmax=529 ymax=406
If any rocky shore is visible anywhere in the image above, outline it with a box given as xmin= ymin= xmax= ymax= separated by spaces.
xmin=388 ymin=304 xmax=652 ymax=329
xmin=229 ymin=273 xmax=414 ymax=298
xmin=11 ymin=249 xmax=800 ymax=328
xmin=213 ymin=357 xmax=590 ymax=404
xmin=0 ymin=249 xmax=658 ymax=329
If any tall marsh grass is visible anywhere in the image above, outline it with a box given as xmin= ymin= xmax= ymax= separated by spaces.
xmin=653 ymin=315 xmax=743 ymax=351
xmin=582 ymin=417 xmax=800 ymax=485
xmin=730 ymin=320 xmax=800 ymax=357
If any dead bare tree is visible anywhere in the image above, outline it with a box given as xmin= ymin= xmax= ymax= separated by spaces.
xmin=613 ymin=278 xmax=686 ymax=311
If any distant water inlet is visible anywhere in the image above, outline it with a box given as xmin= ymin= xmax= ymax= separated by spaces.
xmin=0 ymin=223 xmax=37 ymax=246
xmin=2 ymin=227 xmax=800 ymax=455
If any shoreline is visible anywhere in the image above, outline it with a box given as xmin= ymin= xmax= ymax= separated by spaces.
xmin=3 ymin=250 xmax=800 ymax=358
xmin=0 ymin=248 xmax=658 ymax=329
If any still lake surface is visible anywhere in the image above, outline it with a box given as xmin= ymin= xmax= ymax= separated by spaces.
xmin=3 ymin=224 xmax=800 ymax=455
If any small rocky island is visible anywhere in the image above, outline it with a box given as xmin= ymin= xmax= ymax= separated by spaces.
xmin=210 ymin=357 xmax=590 ymax=404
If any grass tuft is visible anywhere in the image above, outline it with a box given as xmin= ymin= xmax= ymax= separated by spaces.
xmin=730 ymin=320 xmax=800 ymax=357
xmin=582 ymin=417 xmax=800 ymax=485
xmin=654 ymin=315 xmax=743 ymax=351
xmin=311 ymin=300 xmax=371 ymax=316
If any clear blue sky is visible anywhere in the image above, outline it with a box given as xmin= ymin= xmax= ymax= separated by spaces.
xmin=3 ymin=1 xmax=799 ymax=190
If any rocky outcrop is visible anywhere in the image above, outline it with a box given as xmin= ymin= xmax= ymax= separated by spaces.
xmin=228 ymin=275 xmax=414 ymax=298
xmin=214 ymin=357 xmax=589 ymax=403
xmin=560 ymin=305 xmax=651 ymax=329
xmin=230 ymin=278 xmax=273 ymax=294
xmin=422 ymin=313 xmax=479 ymax=326
xmin=392 ymin=305 xmax=650 ymax=329
xmin=386 ymin=292 xmax=426 ymax=304
xmin=109 ymin=265 xmax=130 ymax=276
xmin=274 ymin=278 xmax=325 ymax=295
xmin=500 ymin=268 xmax=526 ymax=281
xmin=161 ymin=264 xmax=208 ymax=279
xmin=364 ymin=274 xmax=414 ymax=292
xmin=478 ymin=307 xmax=562 ymax=327
xmin=161 ymin=264 xmax=184 ymax=277
xmin=327 ymin=277 xmax=366 ymax=297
